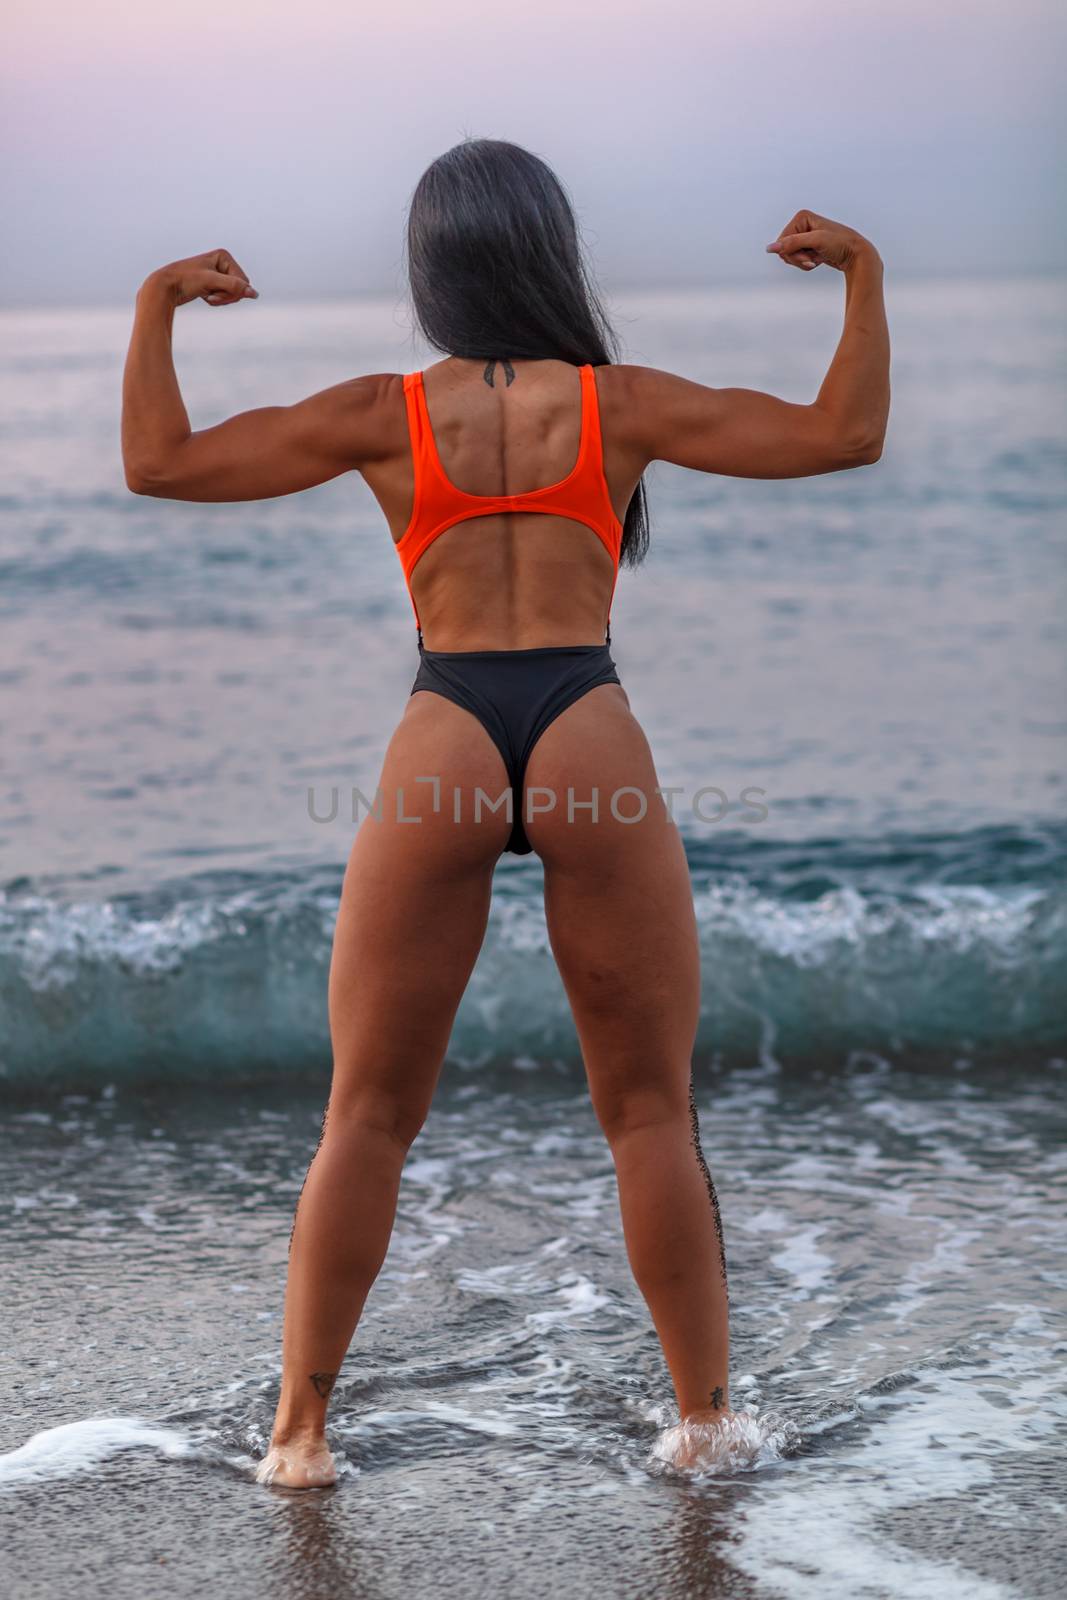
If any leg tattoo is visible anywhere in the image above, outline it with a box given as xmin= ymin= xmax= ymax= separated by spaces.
xmin=309 ymin=1371 xmax=338 ymax=1399
xmin=688 ymin=1073 xmax=728 ymax=1300
xmin=288 ymin=1094 xmax=332 ymax=1254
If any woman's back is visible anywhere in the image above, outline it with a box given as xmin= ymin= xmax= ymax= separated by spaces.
xmin=360 ymin=357 xmax=644 ymax=650
xmin=358 ymin=342 xmax=886 ymax=651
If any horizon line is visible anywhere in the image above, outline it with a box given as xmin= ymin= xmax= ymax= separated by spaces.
xmin=1 ymin=265 xmax=1063 ymax=317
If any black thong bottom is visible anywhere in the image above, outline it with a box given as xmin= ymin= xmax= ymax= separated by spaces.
xmin=410 ymin=641 xmax=621 ymax=853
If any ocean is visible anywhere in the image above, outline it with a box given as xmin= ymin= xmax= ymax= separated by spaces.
xmin=1 ymin=277 xmax=1065 ymax=1597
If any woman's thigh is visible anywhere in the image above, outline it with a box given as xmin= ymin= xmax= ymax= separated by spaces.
xmin=325 ymin=692 xmax=513 ymax=1139
xmin=524 ymin=685 xmax=701 ymax=1134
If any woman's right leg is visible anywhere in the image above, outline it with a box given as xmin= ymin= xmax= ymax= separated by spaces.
xmin=524 ymin=685 xmax=731 ymax=1432
xmin=256 ymin=692 xmax=512 ymax=1487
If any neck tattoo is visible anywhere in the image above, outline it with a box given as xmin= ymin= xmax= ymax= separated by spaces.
xmin=483 ymin=358 xmax=516 ymax=387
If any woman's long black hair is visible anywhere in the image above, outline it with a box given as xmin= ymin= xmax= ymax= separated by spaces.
xmin=404 ymin=137 xmax=649 ymax=568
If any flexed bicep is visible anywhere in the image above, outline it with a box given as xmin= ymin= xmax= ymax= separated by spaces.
xmin=123 ymin=255 xmax=399 ymax=503
xmin=621 ymin=214 xmax=887 ymax=482
xmin=627 ymin=367 xmax=879 ymax=480
xmin=127 ymin=377 xmax=394 ymax=502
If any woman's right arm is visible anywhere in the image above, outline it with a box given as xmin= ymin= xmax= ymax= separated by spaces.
xmin=626 ymin=212 xmax=890 ymax=478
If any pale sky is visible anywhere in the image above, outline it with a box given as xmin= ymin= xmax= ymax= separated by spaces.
xmin=2 ymin=0 xmax=1063 ymax=307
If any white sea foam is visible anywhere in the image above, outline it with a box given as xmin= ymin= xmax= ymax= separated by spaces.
xmin=0 ymin=1416 xmax=198 ymax=1490
xmin=728 ymin=1380 xmax=1027 ymax=1600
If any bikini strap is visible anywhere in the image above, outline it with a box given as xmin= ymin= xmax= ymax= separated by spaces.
xmin=584 ymin=363 xmax=613 ymax=651
xmin=580 ymin=362 xmax=606 ymax=473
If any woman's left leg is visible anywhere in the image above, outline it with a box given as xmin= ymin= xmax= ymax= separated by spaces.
xmin=523 ymin=686 xmax=732 ymax=1446
xmin=256 ymin=692 xmax=512 ymax=1486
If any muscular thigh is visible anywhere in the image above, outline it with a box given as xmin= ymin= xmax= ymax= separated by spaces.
xmin=326 ymin=692 xmax=512 ymax=1134
xmin=524 ymin=686 xmax=701 ymax=1133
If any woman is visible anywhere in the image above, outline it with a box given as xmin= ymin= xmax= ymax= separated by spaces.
xmin=122 ymin=138 xmax=889 ymax=1486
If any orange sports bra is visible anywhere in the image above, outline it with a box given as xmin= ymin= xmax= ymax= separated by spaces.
xmin=394 ymin=363 xmax=624 ymax=635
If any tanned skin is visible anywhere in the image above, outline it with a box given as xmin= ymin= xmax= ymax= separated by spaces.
xmin=122 ymin=211 xmax=889 ymax=1485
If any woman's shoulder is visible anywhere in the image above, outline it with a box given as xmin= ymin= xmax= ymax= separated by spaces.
xmin=335 ymin=372 xmax=412 ymax=465
xmin=592 ymin=361 xmax=687 ymax=410
xmin=592 ymin=363 xmax=687 ymax=458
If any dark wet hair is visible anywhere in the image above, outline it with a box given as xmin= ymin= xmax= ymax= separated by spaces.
xmin=404 ymin=137 xmax=649 ymax=567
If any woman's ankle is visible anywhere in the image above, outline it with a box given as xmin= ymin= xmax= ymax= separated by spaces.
xmin=681 ymin=1398 xmax=732 ymax=1425
xmin=269 ymin=1417 xmax=328 ymax=1446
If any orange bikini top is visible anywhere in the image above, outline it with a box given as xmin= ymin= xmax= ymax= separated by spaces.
xmin=395 ymin=363 xmax=624 ymax=635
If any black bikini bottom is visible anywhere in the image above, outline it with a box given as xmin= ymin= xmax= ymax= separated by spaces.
xmin=410 ymin=641 xmax=622 ymax=854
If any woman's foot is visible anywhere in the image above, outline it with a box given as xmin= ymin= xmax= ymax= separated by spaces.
xmin=254 ymin=1432 xmax=337 ymax=1488
xmin=656 ymin=1407 xmax=748 ymax=1472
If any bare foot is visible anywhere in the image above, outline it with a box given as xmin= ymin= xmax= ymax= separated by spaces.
xmin=674 ymin=1408 xmax=736 ymax=1470
xmin=254 ymin=1434 xmax=337 ymax=1488
xmin=653 ymin=1408 xmax=766 ymax=1472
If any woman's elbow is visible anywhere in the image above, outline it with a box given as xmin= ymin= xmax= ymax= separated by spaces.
xmin=124 ymin=460 xmax=170 ymax=496
xmin=835 ymin=432 xmax=884 ymax=469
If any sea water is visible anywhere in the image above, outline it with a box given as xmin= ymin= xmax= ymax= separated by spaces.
xmin=1 ymin=279 xmax=1064 ymax=1597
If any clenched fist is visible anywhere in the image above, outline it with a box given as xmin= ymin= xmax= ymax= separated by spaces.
xmin=140 ymin=248 xmax=259 ymax=307
xmin=766 ymin=211 xmax=879 ymax=273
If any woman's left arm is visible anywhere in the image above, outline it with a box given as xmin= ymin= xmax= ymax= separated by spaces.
xmin=122 ymin=249 xmax=389 ymax=501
